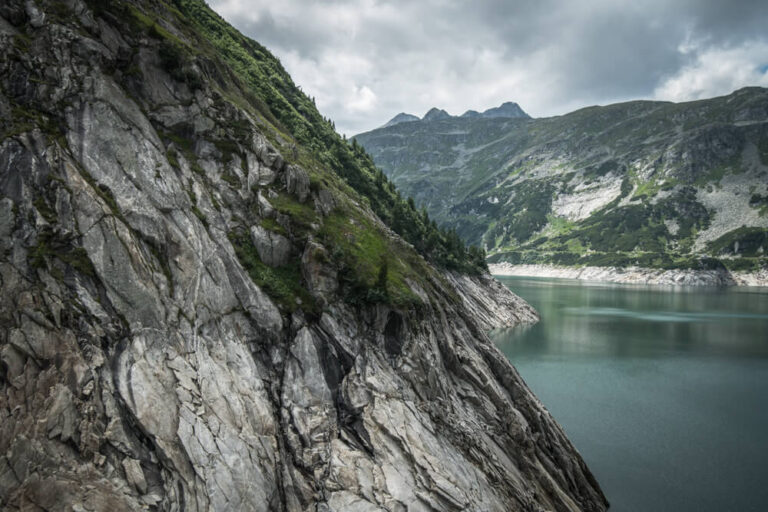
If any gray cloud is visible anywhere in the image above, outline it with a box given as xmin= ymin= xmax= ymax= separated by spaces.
xmin=209 ymin=0 xmax=768 ymax=135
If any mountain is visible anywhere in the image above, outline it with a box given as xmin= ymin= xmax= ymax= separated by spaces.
xmin=355 ymin=89 xmax=768 ymax=273
xmin=481 ymin=101 xmax=530 ymax=119
xmin=0 ymin=1 xmax=607 ymax=511
xmin=383 ymin=112 xmax=419 ymax=127
xmin=382 ymin=102 xmax=531 ymax=130
xmin=416 ymin=102 xmax=530 ymax=123
xmin=422 ymin=107 xmax=452 ymax=121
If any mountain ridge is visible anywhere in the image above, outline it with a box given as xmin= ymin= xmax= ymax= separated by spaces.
xmin=381 ymin=100 xmax=531 ymax=128
xmin=355 ymin=87 xmax=768 ymax=275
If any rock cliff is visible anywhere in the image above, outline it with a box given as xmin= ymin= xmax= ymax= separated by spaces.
xmin=0 ymin=1 xmax=606 ymax=510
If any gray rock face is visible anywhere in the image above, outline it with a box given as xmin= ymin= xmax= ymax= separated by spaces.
xmin=251 ymin=224 xmax=293 ymax=267
xmin=313 ymin=188 xmax=336 ymax=216
xmin=285 ymin=164 xmax=311 ymax=203
xmin=0 ymin=1 xmax=607 ymax=511
xmin=301 ymin=242 xmax=338 ymax=305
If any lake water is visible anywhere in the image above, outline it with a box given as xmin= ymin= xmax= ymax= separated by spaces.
xmin=491 ymin=276 xmax=768 ymax=512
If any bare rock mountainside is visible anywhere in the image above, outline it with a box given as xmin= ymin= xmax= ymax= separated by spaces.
xmin=0 ymin=1 xmax=607 ymax=511
xmin=355 ymin=89 xmax=768 ymax=276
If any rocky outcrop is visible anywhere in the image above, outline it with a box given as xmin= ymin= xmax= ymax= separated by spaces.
xmin=301 ymin=242 xmax=338 ymax=302
xmin=380 ymin=102 xmax=529 ymax=130
xmin=446 ymin=272 xmax=539 ymax=329
xmin=251 ymin=225 xmax=293 ymax=267
xmin=284 ymin=165 xmax=311 ymax=203
xmin=0 ymin=1 xmax=607 ymax=511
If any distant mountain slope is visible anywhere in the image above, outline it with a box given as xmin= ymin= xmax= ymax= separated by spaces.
xmin=355 ymin=89 xmax=768 ymax=271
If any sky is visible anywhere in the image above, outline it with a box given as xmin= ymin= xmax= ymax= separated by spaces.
xmin=209 ymin=0 xmax=768 ymax=136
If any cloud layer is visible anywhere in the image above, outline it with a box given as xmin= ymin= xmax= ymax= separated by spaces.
xmin=209 ymin=0 xmax=768 ymax=135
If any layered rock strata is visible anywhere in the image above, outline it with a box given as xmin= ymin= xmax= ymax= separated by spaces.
xmin=0 ymin=1 xmax=607 ymax=510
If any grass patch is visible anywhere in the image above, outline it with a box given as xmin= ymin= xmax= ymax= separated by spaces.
xmin=191 ymin=205 xmax=208 ymax=228
xmin=167 ymin=148 xmax=181 ymax=170
xmin=30 ymin=229 xmax=96 ymax=278
xmin=33 ymin=196 xmax=57 ymax=223
xmin=544 ymin=214 xmax=575 ymax=236
xmin=260 ymin=217 xmax=288 ymax=236
xmin=220 ymin=168 xmax=241 ymax=188
xmin=319 ymin=210 xmax=422 ymax=307
xmin=268 ymin=192 xmax=318 ymax=230
xmin=76 ymin=167 xmax=124 ymax=221
xmin=228 ymin=230 xmax=315 ymax=313
xmin=706 ymin=227 xmax=768 ymax=257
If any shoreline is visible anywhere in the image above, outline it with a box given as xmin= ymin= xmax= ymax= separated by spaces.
xmin=488 ymin=263 xmax=768 ymax=287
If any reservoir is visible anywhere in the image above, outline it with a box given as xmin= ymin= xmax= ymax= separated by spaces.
xmin=492 ymin=276 xmax=768 ymax=512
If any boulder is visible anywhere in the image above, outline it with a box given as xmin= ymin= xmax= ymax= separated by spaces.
xmin=314 ymin=188 xmax=335 ymax=216
xmin=250 ymin=224 xmax=292 ymax=267
xmin=285 ymin=165 xmax=310 ymax=203
xmin=301 ymin=242 xmax=338 ymax=302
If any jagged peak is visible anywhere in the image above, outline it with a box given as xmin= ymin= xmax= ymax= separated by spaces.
xmin=375 ymin=102 xmax=529 ymax=130
xmin=422 ymin=107 xmax=452 ymax=121
xmin=384 ymin=112 xmax=420 ymax=127
xmin=481 ymin=101 xmax=530 ymax=119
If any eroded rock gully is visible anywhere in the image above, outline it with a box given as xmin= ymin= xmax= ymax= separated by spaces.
xmin=0 ymin=1 xmax=607 ymax=510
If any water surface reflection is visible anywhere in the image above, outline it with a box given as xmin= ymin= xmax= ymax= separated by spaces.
xmin=492 ymin=276 xmax=768 ymax=512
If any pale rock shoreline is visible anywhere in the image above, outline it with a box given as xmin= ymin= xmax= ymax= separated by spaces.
xmin=490 ymin=263 xmax=768 ymax=287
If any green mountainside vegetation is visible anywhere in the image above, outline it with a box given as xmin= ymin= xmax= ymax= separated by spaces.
xmin=55 ymin=0 xmax=487 ymax=312
xmin=167 ymin=0 xmax=487 ymax=275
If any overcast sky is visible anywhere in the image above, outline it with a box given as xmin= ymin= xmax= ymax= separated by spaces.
xmin=209 ymin=0 xmax=768 ymax=136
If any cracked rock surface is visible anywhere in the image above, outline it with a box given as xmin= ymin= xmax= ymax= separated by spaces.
xmin=0 ymin=1 xmax=607 ymax=511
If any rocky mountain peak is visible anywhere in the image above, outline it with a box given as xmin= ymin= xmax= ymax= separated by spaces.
xmin=422 ymin=107 xmax=452 ymax=121
xmin=481 ymin=101 xmax=530 ymax=119
xmin=383 ymin=112 xmax=420 ymax=127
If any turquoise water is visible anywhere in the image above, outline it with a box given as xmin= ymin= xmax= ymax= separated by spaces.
xmin=491 ymin=276 xmax=768 ymax=512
